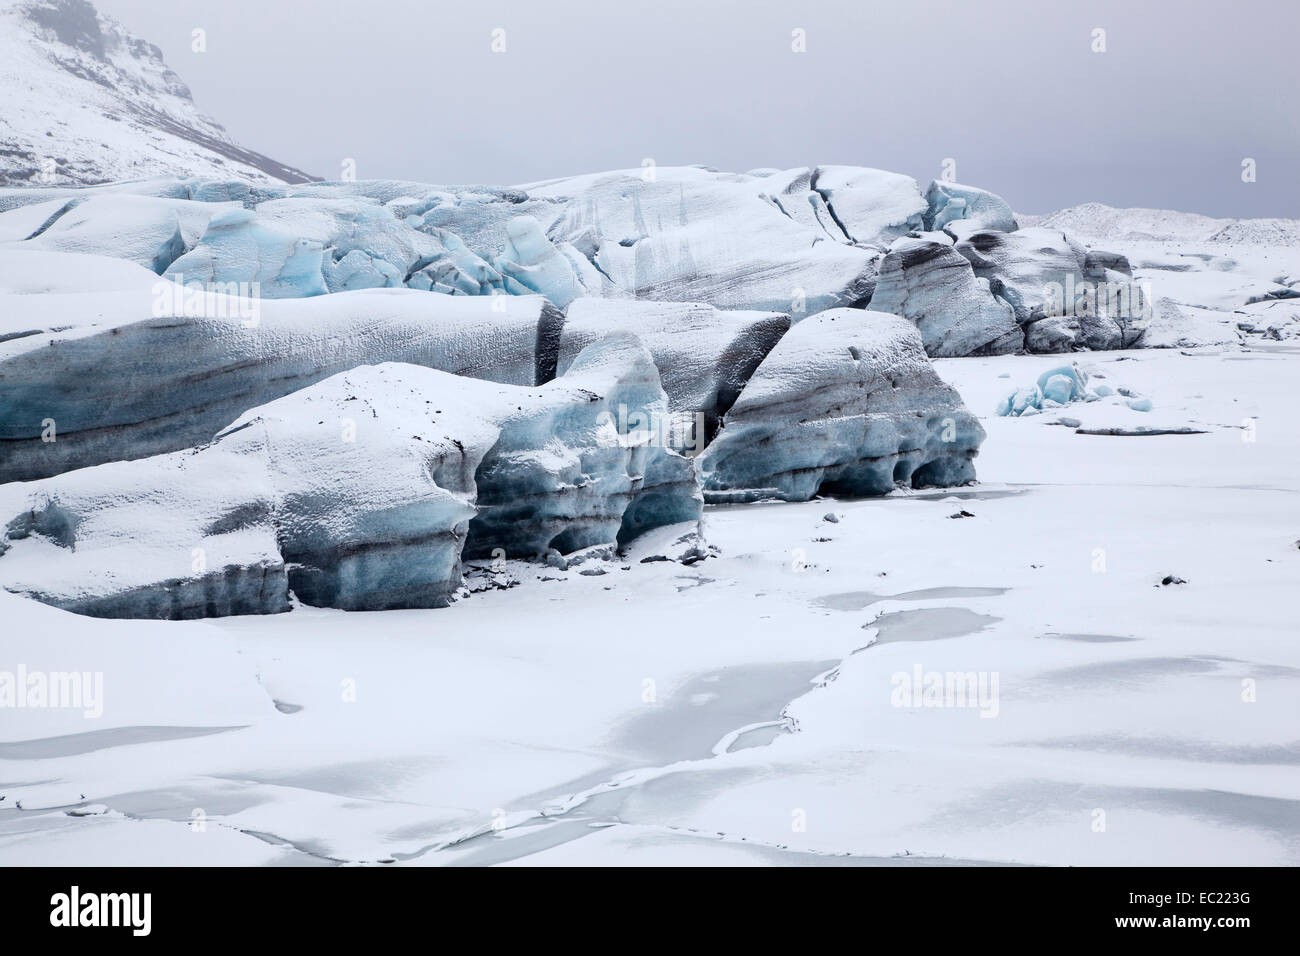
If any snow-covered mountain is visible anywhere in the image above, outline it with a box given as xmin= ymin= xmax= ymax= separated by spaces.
xmin=0 ymin=0 xmax=315 ymax=186
xmin=1019 ymin=202 xmax=1300 ymax=246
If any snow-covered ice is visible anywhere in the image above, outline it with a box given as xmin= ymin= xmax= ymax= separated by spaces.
xmin=696 ymin=310 xmax=984 ymax=501
xmin=2 ymin=343 xmax=1296 ymax=865
xmin=0 ymin=280 xmax=564 ymax=481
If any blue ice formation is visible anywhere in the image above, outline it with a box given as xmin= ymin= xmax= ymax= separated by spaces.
xmin=0 ymin=341 xmax=701 ymax=618
xmin=492 ymin=216 xmax=587 ymax=308
xmin=995 ymin=364 xmax=1152 ymax=417
xmin=165 ymin=208 xmax=328 ymax=297
xmin=464 ymin=332 xmax=701 ymax=558
xmin=924 ymin=181 xmax=1018 ymax=234
xmin=0 ymin=169 xmax=1147 ymax=354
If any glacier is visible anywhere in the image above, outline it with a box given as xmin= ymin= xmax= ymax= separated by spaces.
xmin=0 ymin=337 xmax=700 ymax=618
xmin=0 ymin=167 xmax=1168 ymax=357
xmin=0 ymin=278 xmax=564 ymax=482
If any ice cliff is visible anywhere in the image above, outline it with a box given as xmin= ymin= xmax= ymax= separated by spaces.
xmin=0 ymin=338 xmax=700 ymax=617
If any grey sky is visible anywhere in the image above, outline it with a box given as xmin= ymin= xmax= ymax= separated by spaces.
xmin=93 ymin=0 xmax=1297 ymax=218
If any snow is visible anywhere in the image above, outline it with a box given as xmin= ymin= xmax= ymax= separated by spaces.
xmin=810 ymin=166 xmax=928 ymax=247
xmin=0 ymin=245 xmax=158 ymax=294
xmin=18 ymin=193 xmax=237 ymax=272
xmin=1028 ymin=202 xmax=1300 ymax=247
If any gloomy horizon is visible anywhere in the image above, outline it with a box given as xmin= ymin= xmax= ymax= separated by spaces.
xmin=90 ymin=0 xmax=1298 ymax=218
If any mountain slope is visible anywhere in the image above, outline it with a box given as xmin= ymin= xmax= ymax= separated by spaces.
xmin=0 ymin=0 xmax=315 ymax=186
xmin=1018 ymin=202 xmax=1300 ymax=246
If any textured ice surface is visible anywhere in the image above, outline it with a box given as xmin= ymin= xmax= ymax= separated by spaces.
xmin=956 ymin=227 xmax=1147 ymax=351
xmin=0 ymin=363 xmax=497 ymax=616
xmin=925 ymin=180 xmax=1018 ymax=234
xmin=25 ymin=167 xmax=877 ymax=316
xmin=0 ymin=340 xmax=701 ymax=617
xmin=556 ymin=299 xmax=790 ymax=449
xmin=0 ymin=286 xmax=564 ymax=482
xmin=696 ymin=310 xmax=984 ymax=502
xmin=520 ymin=165 xmax=879 ymax=313
xmin=18 ymin=194 xmax=235 ymax=272
xmin=868 ymin=237 xmax=1021 ymax=356
xmin=957 ymin=227 xmax=1090 ymax=323
xmin=810 ymin=166 xmax=928 ymax=247
xmin=164 ymin=197 xmax=513 ymax=298
xmin=464 ymin=332 xmax=702 ymax=558
xmin=492 ymin=215 xmax=587 ymax=308
xmin=164 ymin=207 xmax=328 ymax=297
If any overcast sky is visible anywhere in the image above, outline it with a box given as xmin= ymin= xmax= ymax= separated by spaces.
xmin=93 ymin=0 xmax=1297 ymax=217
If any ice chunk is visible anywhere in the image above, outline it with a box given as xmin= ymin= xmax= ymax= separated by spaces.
xmin=0 ymin=452 xmax=290 ymax=619
xmin=0 ymin=363 xmax=500 ymax=615
xmin=411 ymin=187 xmax=566 ymax=259
xmin=956 ymin=227 xmax=1090 ymax=324
xmin=493 ymin=216 xmax=587 ymax=308
xmin=955 ymin=227 xmax=1146 ymax=351
xmin=867 ymin=237 xmax=1021 ymax=356
xmin=164 ymin=207 xmax=328 ymax=298
xmin=1036 ymin=364 xmax=1088 ymax=403
xmin=405 ymin=227 xmax=510 ymax=296
xmin=0 ymin=287 xmax=564 ymax=482
xmin=696 ymin=310 xmax=984 ymax=501
xmin=1002 ymin=385 xmax=1043 ymax=416
xmin=997 ymin=364 xmax=1103 ymax=416
xmin=556 ymin=299 xmax=791 ymax=449
xmin=925 ymin=180 xmax=1017 ymax=234
xmin=464 ymin=332 xmax=702 ymax=558
xmin=1040 ymin=374 xmax=1076 ymax=405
